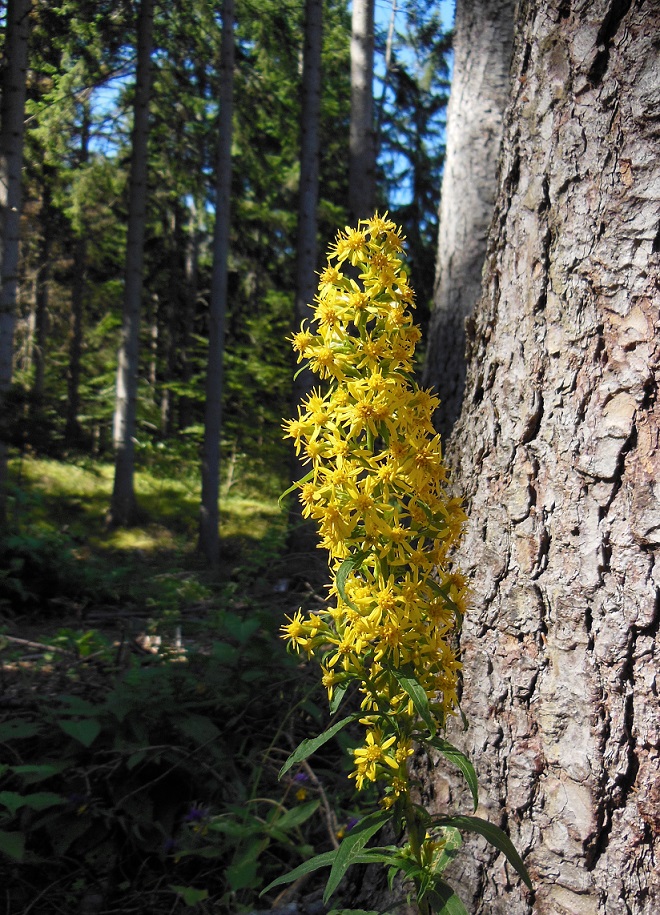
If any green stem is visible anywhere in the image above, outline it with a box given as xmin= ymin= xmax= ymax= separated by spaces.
xmin=404 ymin=795 xmax=431 ymax=915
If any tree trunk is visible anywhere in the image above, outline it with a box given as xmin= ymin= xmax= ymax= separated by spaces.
xmin=65 ymin=106 xmax=90 ymax=447
xmin=198 ymin=0 xmax=235 ymax=566
xmin=109 ymin=0 xmax=154 ymax=526
xmin=287 ymin=0 xmax=323 ymax=558
xmin=348 ymin=0 xmax=376 ymax=222
xmin=0 ymin=0 xmax=30 ymax=526
xmin=423 ymin=2 xmax=660 ymax=913
xmin=422 ymin=0 xmax=515 ymax=438
xmin=177 ymin=197 xmax=200 ymax=432
xmin=32 ymin=182 xmax=52 ymax=401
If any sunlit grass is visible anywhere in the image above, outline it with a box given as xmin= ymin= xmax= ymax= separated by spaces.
xmin=8 ymin=454 xmax=283 ymax=559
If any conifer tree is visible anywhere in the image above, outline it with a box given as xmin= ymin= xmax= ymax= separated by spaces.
xmin=109 ymin=0 xmax=154 ymax=526
xmin=348 ymin=0 xmax=376 ymax=221
xmin=0 ymin=0 xmax=31 ymax=525
xmin=288 ymin=0 xmax=323 ymax=554
xmin=199 ymin=0 xmax=235 ymax=565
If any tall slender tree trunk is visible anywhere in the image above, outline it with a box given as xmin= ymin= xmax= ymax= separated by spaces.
xmin=0 ymin=0 xmax=30 ymax=527
xmin=65 ymin=234 xmax=86 ymax=445
xmin=287 ymin=0 xmax=323 ymax=557
xmin=65 ymin=106 xmax=90 ymax=447
xmin=109 ymin=0 xmax=154 ymax=527
xmin=348 ymin=0 xmax=376 ymax=222
xmin=198 ymin=0 xmax=235 ymax=566
xmin=422 ymin=0 xmax=515 ymax=438
xmin=178 ymin=197 xmax=200 ymax=432
xmin=417 ymin=3 xmax=660 ymax=913
xmin=32 ymin=180 xmax=52 ymax=401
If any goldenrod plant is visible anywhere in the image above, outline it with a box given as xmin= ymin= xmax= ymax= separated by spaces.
xmin=265 ymin=215 xmax=532 ymax=914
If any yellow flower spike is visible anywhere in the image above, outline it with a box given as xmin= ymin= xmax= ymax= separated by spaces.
xmin=281 ymin=215 xmax=468 ymax=796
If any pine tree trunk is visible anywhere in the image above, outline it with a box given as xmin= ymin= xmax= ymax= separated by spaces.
xmin=0 ymin=0 xmax=30 ymax=526
xmin=422 ymin=0 xmax=515 ymax=438
xmin=348 ymin=0 xmax=376 ymax=222
xmin=65 ymin=234 xmax=86 ymax=446
xmin=424 ymin=2 xmax=660 ymax=913
xmin=199 ymin=0 xmax=235 ymax=566
xmin=65 ymin=106 xmax=90 ymax=447
xmin=109 ymin=0 xmax=154 ymax=526
xmin=32 ymin=182 xmax=52 ymax=401
xmin=178 ymin=198 xmax=200 ymax=432
xmin=288 ymin=0 xmax=323 ymax=558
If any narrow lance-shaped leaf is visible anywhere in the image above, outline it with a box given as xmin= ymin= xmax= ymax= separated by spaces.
xmin=279 ymin=713 xmax=361 ymax=779
xmin=432 ymin=815 xmax=533 ymax=890
xmin=427 ymin=879 xmax=471 ymax=915
xmin=324 ymin=809 xmax=392 ymax=903
xmin=424 ymin=736 xmax=479 ymax=812
xmin=260 ymin=849 xmax=337 ymax=896
xmin=279 ymin=468 xmax=314 ymax=508
xmin=391 ymin=664 xmax=436 ymax=737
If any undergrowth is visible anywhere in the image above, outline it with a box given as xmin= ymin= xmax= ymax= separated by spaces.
xmin=0 ymin=454 xmax=358 ymax=914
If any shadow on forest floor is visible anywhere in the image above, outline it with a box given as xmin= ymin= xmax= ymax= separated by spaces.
xmin=0 ymin=456 xmax=346 ymax=915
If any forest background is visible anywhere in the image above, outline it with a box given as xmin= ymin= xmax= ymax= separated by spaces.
xmin=0 ymin=1 xmax=461 ymax=913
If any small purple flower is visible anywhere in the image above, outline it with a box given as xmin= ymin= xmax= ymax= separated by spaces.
xmin=293 ymin=772 xmax=309 ymax=784
xmin=184 ymin=805 xmax=209 ymax=823
xmin=345 ymin=816 xmax=359 ymax=832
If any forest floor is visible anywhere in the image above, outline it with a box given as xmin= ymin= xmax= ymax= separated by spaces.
xmin=0 ymin=453 xmax=349 ymax=915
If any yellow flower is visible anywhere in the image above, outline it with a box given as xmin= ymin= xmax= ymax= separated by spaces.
xmin=281 ymin=214 xmax=469 ymax=795
xmin=352 ymin=728 xmax=398 ymax=784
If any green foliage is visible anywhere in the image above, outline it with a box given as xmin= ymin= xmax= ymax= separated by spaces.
xmin=0 ymin=605 xmax=361 ymax=912
xmin=0 ymin=455 xmax=361 ymax=912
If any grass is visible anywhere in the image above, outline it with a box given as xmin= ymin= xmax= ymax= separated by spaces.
xmin=7 ymin=453 xmax=285 ymax=562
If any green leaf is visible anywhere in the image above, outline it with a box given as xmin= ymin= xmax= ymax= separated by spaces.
xmin=0 ymin=791 xmax=64 ymax=815
xmin=278 ymin=469 xmax=314 ymax=508
xmin=424 ymin=737 xmax=479 ymax=811
xmin=271 ymin=799 xmax=320 ymax=831
xmin=260 ymin=849 xmax=337 ymax=896
xmin=127 ymin=750 xmax=146 ymax=770
xmin=58 ymin=718 xmax=101 ymax=748
xmin=11 ymin=762 xmax=69 ymax=784
xmin=226 ymin=852 xmax=262 ymax=891
xmin=430 ymin=826 xmax=462 ymax=876
xmin=0 ymin=829 xmax=25 ymax=861
xmin=335 ymin=553 xmax=368 ymax=610
xmin=174 ymin=714 xmax=220 ymax=745
xmin=279 ymin=714 xmax=360 ymax=779
xmin=0 ymin=792 xmax=26 ymax=816
xmin=329 ymin=679 xmax=350 ymax=714
xmin=174 ymin=846 xmax=224 ymax=860
xmin=0 ymin=720 xmax=42 ymax=740
xmin=170 ymin=885 xmax=209 ymax=906
xmin=433 ymin=816 xmax=533 ymax=890
xmin=324 ymin=810 xmax=392 ymax=903
xmin=427 ymin=879 xmax=471 ymax=915
xmin=391 ymin=664 xmax=436 ymax=737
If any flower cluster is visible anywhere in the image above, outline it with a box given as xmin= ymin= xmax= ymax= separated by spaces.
xmin=282 ymin=214 xmax=468 ymax=803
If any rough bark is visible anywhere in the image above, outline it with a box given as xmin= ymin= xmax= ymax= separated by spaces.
xmin=348 ymin=0 xmax=376 ymax=222
xmin=288 ymin=0 xmax=323 ymax=557
xmin=0 ymin=0 xmax=30 ymax=525
xmin=422 ymin=0 xmax=515 ymax=438
xmin=109 ymin=0 xmax=154 ymax=526
xmin=199 ymin=0 xmax=235 ymax=565
xmin=422 ymin=2 xmax=660 ymax=914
